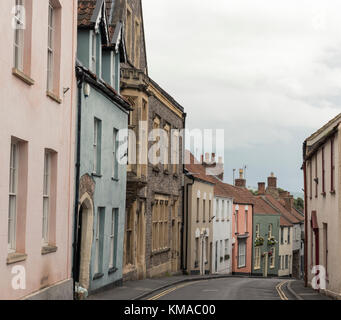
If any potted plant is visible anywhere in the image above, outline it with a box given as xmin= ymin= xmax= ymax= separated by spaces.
xmin=267 ymin=236 xmax=277 ymax=246
xmin=255 ymin=236 xmax=264 ymax=247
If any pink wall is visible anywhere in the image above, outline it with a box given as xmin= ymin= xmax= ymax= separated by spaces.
xmin=0 ymin=0 xmax=77 ymax=299
xmin=232 ymin=203 xmax=253 ymax=274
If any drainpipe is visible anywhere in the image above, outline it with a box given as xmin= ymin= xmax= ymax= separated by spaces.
xmin=303 ymin=141 xmax=308 ymax=287
xmin=183 ymin=174 xmax=195 ymax=274
xmin=72 ymin=69 xmax=84 ymax=294
xmin=180 ymin=112 xmax=187 ymax=273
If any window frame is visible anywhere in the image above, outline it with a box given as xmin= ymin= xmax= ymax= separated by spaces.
xmin=42 ymin=151 xmax=52 ymax=246
xmin=8 ymin=142 xmax=19 ymax=253
xmin=238 ymin=240 xmax=246 ymax=268
xmin=13 ymin=0 xmax=25 ymax=71
xmin=46 ymin=1 xmax=55 ymax=92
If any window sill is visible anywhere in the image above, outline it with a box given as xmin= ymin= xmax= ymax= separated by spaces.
xmin=151 ymin=248 xmax=170 ymax=257
xmin=7 ymin=252 xmax=27 ymax=265
xmin=330 ymin=190 xmax=336 ymax=195
xmin=41 ymin=245 xmax=58 ymax=256
xmin=46 ymin=91 xmax=62 ymax=104
xmin=108 ymin=267 xmax=118 ymax=275
xmin=173 ymin=173 xmax=179 ymax=179
xmin=111 ymin=177 xmax=120 ymax=182
xmin=254 ymin=267 xmax=261 ymax=271
xmin=163 ymin=169 xmax=170 ymax=176
xmin=12 ymin=68 xmax=35 ymax=86
xmin=321 ymin=192 xmax=326 ymax=197
xmin=93 ymin=273 xmax=104 ymax=281
xmin=92 ymin=173 xmax=103 ymax=178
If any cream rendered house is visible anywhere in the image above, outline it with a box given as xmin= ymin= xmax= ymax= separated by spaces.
xmin=303 ymin=113 xmax=341 ymax=299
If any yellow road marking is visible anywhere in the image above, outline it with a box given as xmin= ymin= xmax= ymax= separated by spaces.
xmin=276 ymin=281 xmax=289 ymax=300
xmin=148 ymin=281 xmax=206 ymax=300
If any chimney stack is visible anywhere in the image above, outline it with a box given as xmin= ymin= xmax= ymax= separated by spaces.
xmin=258 ymin=182 xmax=266 ymax=195
xmin=268 ymin=172 xmax=277 ymax=188
xmin=235 ymin=169 xmax=246 ymax=188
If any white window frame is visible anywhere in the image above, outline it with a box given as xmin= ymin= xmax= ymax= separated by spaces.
xmin=94 ymin=209 xmax=101 ymax=274
xmin=254 ymin=247 xmax=261 ymax=270
xmin=224 ymin=239 xmax=229 ymax=256
xmin=268 ymin=224 xmax=273 ymax=239
xmin=109 ymin=209 xmax=117 ymax=269
xmin=42 ymin=151 xmax=51 ymax=246
xmin=255 ymin=224 xmax=260 ymax=238
xmin=8 ymin=142 xmax=19 ymax=253
xmin=235 ymin=210 xmax=238 ymax=234
xmin=91 ymin=31 xmax=97 ymax=73
xmin=245 ymin=210 xmax=248 ymax=233
xmin=270 ymin=247 xmax=275 ymax=268
xmin=13 ymin=0 xmax=25 ymax=71
xmin=93 ymin=118 xmax=101 ymax=174
xmin=112 ymin=128 xmax=118 ymax=179
xmin=238 ymin=240 xmax=246 ymax=268
xmin=47 ymin=2 xmax=54 ymax=91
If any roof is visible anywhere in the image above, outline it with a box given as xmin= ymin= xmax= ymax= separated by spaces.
xmin=305 ymin=113 xmax=341 ymax=143
xmin=185 ymin=151 xmax=216 ymax=185
xmin=280 ymin=216 xmax=293 ymax=227
xmin=78 ymin=0 xmax=99 ymax=28
xmin=253 ymin=196 xmax=280 ymax=216
xmin=262 ymin=194 xmax=300 ymax=226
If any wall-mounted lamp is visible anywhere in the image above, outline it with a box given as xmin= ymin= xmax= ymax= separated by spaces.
xmin=84 ymin=83 xmax=91 ymax=97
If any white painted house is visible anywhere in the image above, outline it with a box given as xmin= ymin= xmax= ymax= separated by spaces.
xmin=212 ymin=186 xmax=233 ymax=274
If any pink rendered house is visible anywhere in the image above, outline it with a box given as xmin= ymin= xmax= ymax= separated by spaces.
xmin=221 ymin=172 xmax=254 ymax=275
xmin=0 ymin=0 xmax=77 ymax=299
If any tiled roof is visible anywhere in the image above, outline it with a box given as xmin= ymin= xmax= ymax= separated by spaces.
xmin=280 ymin=216 xmax=293 ymax=227
xmin=78 ymin=0 xmax=97 ymax=27
xmin=253 ymin=196 xmax=280 ymax=216
xmin=262 ymin=194 xmax=300 ymax=226
xmin=185 ymin=151 xmax=216 ymax=185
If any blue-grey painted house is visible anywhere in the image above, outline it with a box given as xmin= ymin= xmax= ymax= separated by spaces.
xmin=73 ymin=0 xmax=130 ymax=297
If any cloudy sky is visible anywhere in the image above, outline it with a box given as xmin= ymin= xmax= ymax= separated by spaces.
xmin=142 ymin=0 xmax=341 ymax=193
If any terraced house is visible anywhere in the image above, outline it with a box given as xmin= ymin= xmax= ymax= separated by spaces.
xmin=303 ymin=113 xmax=341 ymax=299
xmin=0 ymin=0 xmax=77 ymax=299
xmin=73 ymin=0 xmax=130 ymax=296
xmin=251 ymin=193 xmax=280 ymax=277
xmin=111 ymin=0 xmax=186 ymax=281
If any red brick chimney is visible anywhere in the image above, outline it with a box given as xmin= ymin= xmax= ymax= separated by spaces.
xmin=258 ymin=182 xmax=266 ymax=195
xmin=268 ymin=172 xmax=277 ymax=188
xmin=282 ymin=195 xmax=294 ymax=212
xmin=235 ymin=169 xmax=246 ymax=188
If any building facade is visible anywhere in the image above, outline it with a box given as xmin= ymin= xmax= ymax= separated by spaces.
xmin=0 ymin=0 xmax=77 ymax=299
xmin=73 ymin=0 xmax=130 ymax=296
xmin=212 ymin=190 xmax=233 ymax=275
xmin=184 ymin=153 xmax=215 ymax=275
xmin=252 ymin=195 xmax=280 ymax=277
xmin=303 ymin=113 xmax=341 ymax=299
xmin=109 ymin=0 xmax=186 ymax=281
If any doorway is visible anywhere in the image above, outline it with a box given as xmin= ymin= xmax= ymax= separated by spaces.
xmin=74 ymin=195 xmax=94 ymax=290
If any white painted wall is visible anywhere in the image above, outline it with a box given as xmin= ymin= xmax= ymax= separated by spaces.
xmin=278 ymin=226 xmax=293 ymax=277
xmin=212 ymin=196 xmax=233 ymax=274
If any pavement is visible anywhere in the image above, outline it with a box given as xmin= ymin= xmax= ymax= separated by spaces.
xmin=87 ymin=274 xmax=333 ymax=300
xmin=285 ymin=280 xmax=332 ymax=300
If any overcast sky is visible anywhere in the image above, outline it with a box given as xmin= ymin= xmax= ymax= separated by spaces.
xmin=143 ymin=0 xmax=341 ymax=193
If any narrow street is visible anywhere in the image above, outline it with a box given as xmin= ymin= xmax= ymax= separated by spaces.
xmin=144 ymin=278 xmax=290 ymax=300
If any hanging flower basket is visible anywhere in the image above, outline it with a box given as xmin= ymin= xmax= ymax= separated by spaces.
xmin=254 ymin=236 xmax=264 ymax=247
xmin=224 ymin=254 xmax=230 ymax=260
xmin=267 ymin=236 xmax=277 ymax=247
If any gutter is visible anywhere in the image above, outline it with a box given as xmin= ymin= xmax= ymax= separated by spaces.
xmin=303 ymin=141 xmax=308 ymax=287
xmin=184 ymin=172 xmax=195 ymax=274
xmin=180 ymin=113 xmax=187 ymax=272
xmin=72 ymin=70 xmax=84 ymax=295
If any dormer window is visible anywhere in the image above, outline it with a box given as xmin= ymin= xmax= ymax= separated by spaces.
xmin=91 ymin=31 xmax=97 ymax=73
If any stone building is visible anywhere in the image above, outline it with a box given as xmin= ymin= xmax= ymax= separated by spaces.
xmin=303 ymin=113 xmax=341 ymax=299
xmin=0 ymin=0 xmax=77 ymax=299
xmin=110 ymin=0 xmax=185 ymax=280
xmin=73 ymin=0 xmax=130 ymax=296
